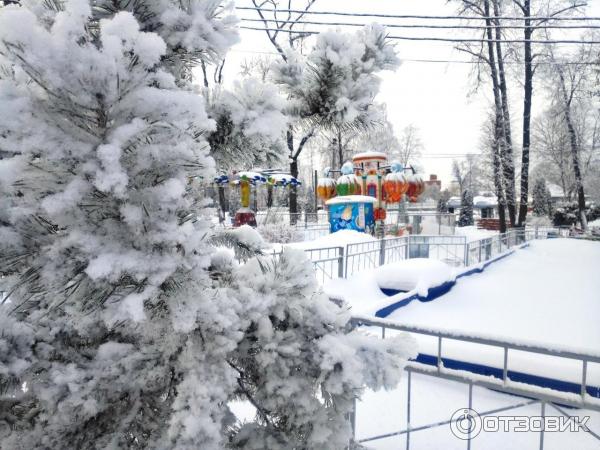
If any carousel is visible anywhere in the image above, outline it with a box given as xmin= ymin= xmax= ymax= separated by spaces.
xmin=316 ymin=151 xmax=424 ymax=236
xmin=214 ymin=170 xmax=301 ymax=227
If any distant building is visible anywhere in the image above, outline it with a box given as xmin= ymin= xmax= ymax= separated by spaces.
xmin=447 ymin=191 xmax=498 ymax=218
xmin=425 ymin=174 xmax=441 ymax=189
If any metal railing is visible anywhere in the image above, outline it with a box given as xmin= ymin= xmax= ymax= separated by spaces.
xmin=408 ymin=234 xmax=467 ymax=266
xmin=350 ymin=315 xmax=600 ymax=448
xmin=344 ymin=237 xmax=409 ymax=278
xmin=464 ymin=230 xmax=530 ymax=266
xmin=299 ymin=225 xmax=330 ymax=242
xmin=251 ymin=210 xmax=457 ymax=238
xmin=303 ymin=229 xmax=535 ymax=282
xmin=302 ymin=246 xmax=345 ymax=285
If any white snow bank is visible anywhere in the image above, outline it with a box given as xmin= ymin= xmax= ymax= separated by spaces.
xmin=374 ymin=259 xmax=454 ymax=296
xmin=324 ymin=258 xmax=456 ymax=315
xmin=288 ymin=229 xmax=376 ymax=250
xmin=324 ymin=271 xmax=387 ymax=308
xmin=455 ymin=225 xmax=496 ymax=242
xmin=383 ymin=239 xmax=600 ymax=385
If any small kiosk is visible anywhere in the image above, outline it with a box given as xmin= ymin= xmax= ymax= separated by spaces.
xmin=325 ymin=195 xmax=376 ymax=233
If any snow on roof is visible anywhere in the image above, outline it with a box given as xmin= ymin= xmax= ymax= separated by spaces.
xmin=447 ymin=194 xmax=498 ymax=208
xmin=473 ymin=195 xmax=498 ymax=208
xmin=267 ymin=173 xmax=301 ymax=186
xmin=447 ymin=196 xmax=461 ymax=208
xmin=352 ymin=151 xmax=387 ymax=161
xmin=238 ymin=171 xmax=265 ymax=180
xmin=325 ymin=195 xmax=377 ymax=205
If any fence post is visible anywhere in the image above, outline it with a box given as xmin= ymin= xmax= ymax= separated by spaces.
xmin=405 ymin=236 xmax=410 ymax=260
xmin=350 ymin=396 xmax=357 ymax=447
xmin=338 ymin=246 xmax=345 ymax=279
xmin=379 ymin=238 xmax=386 ymax=266
xmin=539 ymin=401 xmax=546 ymax=450
xmin=406 ymin=369 xmax=412 ymax=450
xmin=464 ymin=242 xmax=469 ymax=267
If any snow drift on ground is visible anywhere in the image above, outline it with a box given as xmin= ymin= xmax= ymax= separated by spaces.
xmin=326 ymin=239 xmax=600 ymax=387
xmin=379 ymin=239 xmax=600 ymax=387
xmin=387 ymin=239 xmax=600 ymax=353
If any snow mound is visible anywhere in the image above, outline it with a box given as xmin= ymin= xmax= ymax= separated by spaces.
xmin=324 ymin=258 xmax=456 ymax=315
xmin=375 ymin=258 xmax=455 ymax=296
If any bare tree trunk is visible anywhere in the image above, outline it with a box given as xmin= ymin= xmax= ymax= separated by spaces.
xmin=558 ymin=78 xmax=588 ymax=230
xmin=484 ymin=0 xmax=508 ymax=233
xmin=329 ymin=137 xmax=338 ymax=169
xmin=337 ymin=129 xmax=344 ymax=167
xmin=492 ymin=0 xmax=516 ymax=227
xmin=517 ymin=0 xmax=533 ymax=226
xmin=287 ymin=127 xmax=315 ymax=223
xmin=287 ymin=129 xmax=298 ymax=224
xmin=564 ymin=114 xmax=587 ymax=229
xmin=217 ymin=185 xmax=227 ymax=224
xmin=266 ymin=184 xmax=273 ymax=209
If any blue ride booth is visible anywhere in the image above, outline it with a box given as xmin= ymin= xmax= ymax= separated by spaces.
xmin=325 ymin=195 xmax=376 ymax=234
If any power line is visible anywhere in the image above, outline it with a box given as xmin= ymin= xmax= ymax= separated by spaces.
xmin=239 ymin=25 xmax=600 ymax=45
xmin=239 ymin=16 xmax=600 ymax=31
xmin=236 ymin=6 xmax=597 ymax=22
xmin=229 ymin=49 xmax=600 ymax=65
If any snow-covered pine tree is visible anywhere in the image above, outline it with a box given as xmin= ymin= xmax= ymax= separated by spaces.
xmin=272 ymin=24 xmax=400 ymax=216
xmin=207 ymin=77 xmax=288 ymax=172
xmin=0 ymin=2 xmax=416 ymax=448
xmin=458 ymin=189 xmax=474 ymax=227
xmin=0 ymin=1 xmax=240 ymax=447
xmin=273 ymin=24 xmax=399 ymax=131
xmin=437 ymin=197 xmax=448 ymax=214
xmin=223 ymin=247 xmax=416 ymax=449
xmin=532 ymin=178 xmax=552 ymax=217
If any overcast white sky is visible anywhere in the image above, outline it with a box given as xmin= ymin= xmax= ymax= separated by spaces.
xmin=218 ymin=0 xmax=599 ymax=189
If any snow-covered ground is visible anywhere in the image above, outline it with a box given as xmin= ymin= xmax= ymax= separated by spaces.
xmin=330 ymin=238 xmax=600 ymax=391
xmin=356 ymin=238 xmax=600 ymax=449
xmin=231 ymin=370 xmax=600 ymax=450
xmin=232 ymin=238 xmax=600 ymax=448
xmin=357 ymin=373 xmax=600 ymax=450
xmin=386 ymin=239 xmax=600 ymax=352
